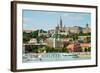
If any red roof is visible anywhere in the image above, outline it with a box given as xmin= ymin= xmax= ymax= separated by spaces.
xmin=80 ymin=43 xmax=91 ymax=47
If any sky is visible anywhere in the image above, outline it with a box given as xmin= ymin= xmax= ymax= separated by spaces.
xmin=23 ymin=10 xmax=91 ymax=31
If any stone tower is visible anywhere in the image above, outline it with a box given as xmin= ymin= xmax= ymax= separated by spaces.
xmin=60 ymin=16 xmax=63 ymax=28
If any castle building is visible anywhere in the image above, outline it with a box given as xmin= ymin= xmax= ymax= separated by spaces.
xmin=82 ymin=24 xmax=91 ymax=33
xmin=47 ymin=17 xmax=91 ymax=48
xmin=49 ymin=17 xmax=91 ymax=35
xmin=55 ymin=17 xmax=68 ymax=35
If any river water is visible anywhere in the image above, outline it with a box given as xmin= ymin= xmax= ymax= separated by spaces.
xmin=22 ymin=53 xmax=91 ymax=63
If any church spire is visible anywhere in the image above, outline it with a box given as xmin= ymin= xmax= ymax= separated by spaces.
xmin=60 ymin=16 xmax=62 ymax=28
xmin=86 ymin=23 xmax=89 ymax=28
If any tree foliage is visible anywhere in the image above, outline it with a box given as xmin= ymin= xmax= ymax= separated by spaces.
xmin=23 ymin=32 xmax=30 ymax=43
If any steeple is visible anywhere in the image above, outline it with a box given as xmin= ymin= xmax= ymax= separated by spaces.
xmin=86 ymin=23 xmax=89 ymax=28
xmin=60 ymin=16 xmax=62 ymax=28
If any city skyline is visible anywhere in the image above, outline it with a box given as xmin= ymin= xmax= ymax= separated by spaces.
xmin=23 ymin=10 xmax=91 ymax=31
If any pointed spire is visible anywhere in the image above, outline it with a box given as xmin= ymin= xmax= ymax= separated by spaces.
xmin=86 ymin=23 xmax=89 ymax=28
xmin=60 ymin=16 xmax=62 ymax=28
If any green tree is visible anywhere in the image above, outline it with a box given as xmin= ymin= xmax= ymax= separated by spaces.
xmin=30 ymin=30 xmax=38 ymax=38
xmin=87 ymin=47 xmax=91 ymax=52
xmin=62 ymin=48 xmax=69 ymax=52
xmin=72 ymin=35 xmax=78 ymax=41
xmin=23 ymin=32 xmax=30 ymax=43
